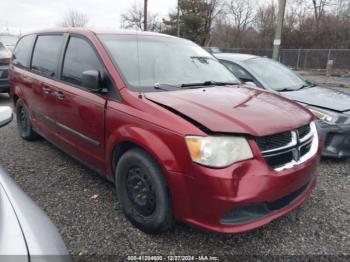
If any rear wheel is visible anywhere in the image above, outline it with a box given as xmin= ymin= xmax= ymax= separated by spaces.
xmin=16 ymin=99 xmax=39 ymax=141
xmin=115 ymin=148 xmax=175 ymax=234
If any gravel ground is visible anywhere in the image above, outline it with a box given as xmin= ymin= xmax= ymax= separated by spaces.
xmin=0 ymin=93 xmax=349 ymax=260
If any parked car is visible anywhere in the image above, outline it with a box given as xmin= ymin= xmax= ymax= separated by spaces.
xmin=204 ymin=46 xmax=222 ymax=54
xmin=0 ymin=42 xmax=12 ymax=94
xmin=0 ymin=106 xmax=70 ymax=261
xmin=9 ymin=29 xmax=321 ymax=234
xmin=0 ymin=33 xmax=19 ymax=51
xmin=215 ymin=53 xmax=350 ymax=158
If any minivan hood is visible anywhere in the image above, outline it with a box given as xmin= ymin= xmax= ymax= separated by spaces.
xmin=145 ymin=86 xmax=313 ymax=136
xmin=282 ymin=86 xmax=350 ymax=112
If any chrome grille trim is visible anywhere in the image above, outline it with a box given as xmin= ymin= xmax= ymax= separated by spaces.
xmin=260 ymin=131 xmax=297 ymax=154
xmin=259 ymin=122 xmax=319 ymax=171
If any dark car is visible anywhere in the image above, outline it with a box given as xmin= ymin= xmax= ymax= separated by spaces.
xmin=215 ymin=53 xmax=350 ymax=158
xmin=9 ymin=28 xmax=321 ymax=234
xmin=0 ymin=106 xmax=70 ymax=261
xmin=0 ymin=42 xmax=12 ymax=94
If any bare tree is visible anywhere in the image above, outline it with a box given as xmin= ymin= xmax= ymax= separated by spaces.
xmin=202 ymin=0 xmax=224 ymax=46
xmin=335 ymin=0 xmax=350 ymax=21
xmin=59 ymin=10 xmax=89 ymax=27
xmin=121 ymin=3 xmax=162 ymax=31
xmin=254 ymin=1 xmax=277 ymax=47
xmin=310 ymin=0 xmax=336 ymax=24
xmin=225 ymin=0 xmax=257 ymax=31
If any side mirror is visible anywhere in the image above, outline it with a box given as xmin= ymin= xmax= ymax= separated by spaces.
xmin=0 ymin=106 xmax=13 ymax=128
xmin=82 ymin=70 xmax=101 ymax=92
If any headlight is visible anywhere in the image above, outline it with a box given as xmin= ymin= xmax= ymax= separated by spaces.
xmin=307 ymin=106 xmax=350 ymax=125
xmin=185 ymin=136 xmax=253 ymax=168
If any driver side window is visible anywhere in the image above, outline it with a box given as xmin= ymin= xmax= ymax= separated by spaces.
xmin=61 ymin=37 xmax=103 ymax=88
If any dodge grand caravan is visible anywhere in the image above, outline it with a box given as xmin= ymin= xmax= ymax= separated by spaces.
xmin=9 ymin=29 xmax=321 ymax=234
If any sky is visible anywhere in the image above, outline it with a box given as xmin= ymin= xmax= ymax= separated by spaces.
xmin=0 ymin=0 xmax=177 ymax=35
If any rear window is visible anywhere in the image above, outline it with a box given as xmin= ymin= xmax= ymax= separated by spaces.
xmin=31 ymin=35 xmax=64 ymax=78
xmin=12 ymin=35 xmax=35 ymax=68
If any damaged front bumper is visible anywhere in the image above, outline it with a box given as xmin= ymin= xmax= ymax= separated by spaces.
xmin=316 ymin=120 xmax=350 ymax=158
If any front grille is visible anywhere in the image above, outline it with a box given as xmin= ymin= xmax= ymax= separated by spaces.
xmin=298 ymin=125 xmax=311 ymax=139
xmin=264 ymin=151 xmax=294 ymax=168
xmin=300 ymin=141 xmax=312 ymax=157
xmin=255 ymin=131 xmax=292 ymax=152
xmin=255 ymin=124 xmax=315 ymax=170
xmin=0 ymin=69 xmax=8 ymax=79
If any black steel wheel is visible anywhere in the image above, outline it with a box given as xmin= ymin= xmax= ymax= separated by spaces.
xmin=116 ymin=147 xmax=175 ymax=234
xmin=16 ymin=99 xmax=40 ymax=141
xmin=126 ymin=166 xmax=156 ymax=216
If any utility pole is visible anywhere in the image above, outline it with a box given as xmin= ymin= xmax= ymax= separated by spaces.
xmin=144 ymin=0 xmax=148 ymax=31
xmin=176 ymin=0 xmax=180 ymax=37
xmin=272 ymin=0 xmax=287 ymax=60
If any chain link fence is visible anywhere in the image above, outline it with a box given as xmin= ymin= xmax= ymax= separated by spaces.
xmin=220 ymin=48 xmax=350 ymax=71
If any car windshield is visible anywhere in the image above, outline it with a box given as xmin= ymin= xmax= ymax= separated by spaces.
xmin=99 ymin=34 xmax=239 ymax=92
xmin=0 ymin=43 xmax=11 ymax=58
xmin=0 ymin=35 xmax=18 ymax=51
xmin=244 ymin=57 xmax=308 ymax=91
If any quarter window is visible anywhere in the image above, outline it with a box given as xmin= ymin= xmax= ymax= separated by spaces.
xmin=61 ymin=37 xmax=103 ymax=87
xmin=12 ymin=35 xmax=35 ymax=68
xmin=31 ymin=35 xmax=64 ymax=77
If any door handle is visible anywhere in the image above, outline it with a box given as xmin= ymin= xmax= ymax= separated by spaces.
xmin=42 ymin=86 xmax=51 ymax=94
xmin=55 ymin=91 xmax=65 ymax=100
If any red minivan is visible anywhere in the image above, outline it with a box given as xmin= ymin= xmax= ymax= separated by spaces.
xmin=9 ymin=28 xmax=321 ymax=234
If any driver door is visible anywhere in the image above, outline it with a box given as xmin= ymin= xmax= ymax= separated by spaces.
xmin=54 ymin=36 xmax=107 ymax=173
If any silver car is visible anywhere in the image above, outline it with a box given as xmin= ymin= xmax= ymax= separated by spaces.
xmin=215 ymin=53 xmax=350 ymax=158
xmin=0 ymin=106 xmax=71 ymax=262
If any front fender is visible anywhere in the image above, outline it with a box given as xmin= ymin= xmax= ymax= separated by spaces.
xmin=106 ymin=124 xmax=188 ymax=178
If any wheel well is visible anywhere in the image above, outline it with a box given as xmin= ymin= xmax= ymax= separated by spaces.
xmin=111 ymin=140 xmax=175 ymax=215
xmin=13 ymin=94 xmax=19 ymax=107
xmin=112 ymin=141 xmax=140 ymax=179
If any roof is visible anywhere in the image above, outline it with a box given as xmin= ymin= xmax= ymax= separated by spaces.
xmin=214 ymin=53 xmax=258 ymax=62
xmin=22 ymin=27 xmax=177 ymax=39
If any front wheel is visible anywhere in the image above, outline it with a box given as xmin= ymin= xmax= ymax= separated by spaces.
xmin=115 ymin=148 xmax=175 ymax=234
xmin=16 ymin=99 xmax=40 ymax=141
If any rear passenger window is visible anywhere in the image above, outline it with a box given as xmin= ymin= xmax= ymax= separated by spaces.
xmin=12 ymin=35 xmax=35 ymax=68
xmin=31 ymin=35 xmax=64 ymax=77
xmin=61 ymin=37 xmax=103 ymax=87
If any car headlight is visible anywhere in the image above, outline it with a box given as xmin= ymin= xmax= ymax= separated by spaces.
xmin=185 ymin=136 xmax=253 ymax=168
xmin=307 ymin=106 xmax=350 ymax=125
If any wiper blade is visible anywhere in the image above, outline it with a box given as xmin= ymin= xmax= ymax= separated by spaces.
xmin=297 ymin=84 xmax=311 ymax=90
xmin=154 ymin=83 xmax=181 ymax=91
xmin=278 ymin=88 xmax=295 ymax=92
xmin=181 ymin=81 xmax=239 ymax=88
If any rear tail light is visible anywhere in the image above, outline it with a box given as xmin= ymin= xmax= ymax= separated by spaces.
xmin=0 ymin=57 xmax=11 ymax=65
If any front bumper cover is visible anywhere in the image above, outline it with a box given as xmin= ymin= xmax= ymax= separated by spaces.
xmin=166 ymin=146 xmax=320 ymax=234
xmin=316 ymin=120 xmax=350 ymax=158
xmin=0 ymin=65 xmax=9 ymax=93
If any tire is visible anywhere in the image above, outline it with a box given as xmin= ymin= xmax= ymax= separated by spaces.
xmin=16 ymin=99 xmax=40 ymax=141
xmin=116 ymin=147 xmax=175 ymax=234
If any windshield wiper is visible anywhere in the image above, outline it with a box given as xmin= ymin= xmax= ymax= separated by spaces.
xmin=154 ymin=83 xmax=181 ymax=91
xmin=278 ymin=88 xmax=296 ymax=92
xmin=181 ymin=81 xmax=239 ymax=88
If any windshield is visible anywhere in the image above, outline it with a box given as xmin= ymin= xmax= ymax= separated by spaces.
xmin=244 ymin=57 xmax=308 ymax=91
xmin=99 ymin=34 xmax=239 ymax=92
xmin=0 ymin=35 xmax=18 ymax=51
xmin=0 ymin=43 xmax=11 ymax=58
